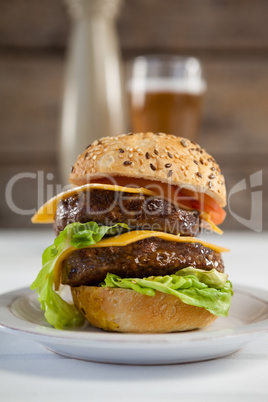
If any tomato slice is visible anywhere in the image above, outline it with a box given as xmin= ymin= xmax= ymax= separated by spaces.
xmin=89 ymin=176 xmax=226 ymax=225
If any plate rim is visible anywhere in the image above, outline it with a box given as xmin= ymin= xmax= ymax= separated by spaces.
xmin=0 ymin=284 xmax=268 ymax=346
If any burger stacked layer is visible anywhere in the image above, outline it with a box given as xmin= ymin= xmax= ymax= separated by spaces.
xmin=31 ymin=132 xmax=232 ymax=333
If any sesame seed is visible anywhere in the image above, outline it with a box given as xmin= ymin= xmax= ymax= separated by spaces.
xmin=123 ymin=161 xmax=132 ymax=166
xmin=180 ymin=166 xmax=185 ymax=171
xmin=186 ymin=165 xmax=190 ymax=170
xmin=119 ymin=148 xmax=124 ymax=153
xmin=92 ymin=140 xmax=99 ymax=146
xmin=129 ymin=148 xmax=133 ymax=152
xmin=129 ymin=154 xmax=133 ymax=159
xmin=165 ymin=163 xmax=172 ymax=168
xmin=196 ymin=172 xmax=202 ymax=178
xmin=70 ymin=165 xmax=74 ymax=173
xmin=211 ymin=166 xmax=215 ymax=171
xmin=154 ymin=149 xmax=159 ymax=155
xmin=208 ymin=174 xmax=215 ymax=179
xmin=168 ymin=170 xmax=173 ymax=177
xmin=137 ymin=148 xmax=142 ymax=152
xmin=92 ymin=155 xmax=97 ymax=160
xmin=167 ymin=152 xmax=173 ymax=158
xmin=194 ymin=160 xmax=198 ymax=165
xmin=140 ymin=167 xmax=145 ymax=173
xmin=208 ymin=181 xmax=213 ymax=188
xmin=180 ymin=139 xmax=188 ymax=147
xmin=84 ymin=152 xmax=89 ymax=159
xmin=86 ymin=144 xmax=91 ymax=149
xmin=200 ymin=158 xmax=204 ymax=165
xmin=150 ymin=163 xmax=156 ymax=171
xmin=119 ymin=154 xmax=124 ymax=158
xmin=146 ymin=152 xmax=150 ymax=159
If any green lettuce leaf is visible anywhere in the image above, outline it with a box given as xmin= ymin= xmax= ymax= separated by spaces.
xmin=31 ymin=222 xmax=129 ymax=329
xmin=102 ymin=268 xmax=233 ymax=317
xmin=175 ymin=267 xmax=228 ymax=289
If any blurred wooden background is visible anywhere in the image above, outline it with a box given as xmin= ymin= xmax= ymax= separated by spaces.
xmin=0 ymin=0 xmax=267 ymax=230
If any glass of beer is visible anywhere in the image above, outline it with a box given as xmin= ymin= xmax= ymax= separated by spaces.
xmin=127 ymin=55 xmax=206 ymax=141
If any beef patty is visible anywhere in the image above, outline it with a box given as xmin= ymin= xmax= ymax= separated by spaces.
xmin=54 ymin=189 xmax=200 ymax=236
xmin=61 ymin=237 xmax=224 ymax=287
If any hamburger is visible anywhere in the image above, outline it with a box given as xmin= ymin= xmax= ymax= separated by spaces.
xmin=31 ymin=132 xmax=232 ymax=332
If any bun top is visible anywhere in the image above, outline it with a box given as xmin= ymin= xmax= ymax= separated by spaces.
xmin=69 ymin=132 xmax=226 ymax=207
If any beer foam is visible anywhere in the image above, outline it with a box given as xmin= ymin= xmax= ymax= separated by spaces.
xmin=128 ymin=78 xmax=206 ymax=95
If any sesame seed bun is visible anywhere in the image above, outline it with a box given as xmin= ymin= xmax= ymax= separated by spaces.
xmin=71 ymin=286 xmax=217 ymax=333
xmin=69 ymin=132 xmax=226 ymax=207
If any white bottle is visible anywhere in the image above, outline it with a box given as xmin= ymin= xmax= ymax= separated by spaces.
xmin=59 ymin=0 xmax=126 ymax=184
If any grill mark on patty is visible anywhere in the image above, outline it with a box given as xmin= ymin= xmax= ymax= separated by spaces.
xmin=61 ymin=237 xmax=224 ymax=287
xmin=54 ymin=189 xmax=200 ymax=237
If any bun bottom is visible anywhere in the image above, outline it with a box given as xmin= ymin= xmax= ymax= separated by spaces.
xmin=71 ymin=286 xmax=217 ymax=333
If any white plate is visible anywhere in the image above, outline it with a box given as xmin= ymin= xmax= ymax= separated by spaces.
xmin=0 ymin=285 xmax=268 ymax=365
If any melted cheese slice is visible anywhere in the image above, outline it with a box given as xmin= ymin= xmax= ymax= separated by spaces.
xmin=81 ymin=230 xmax=229 ymax=252
xmin=53 ymin=230 xmax=229 ymax=290
xmin=200 ymin=212 xmax=223 ymax=235
xmin=31 ymin=184 xmax=157 ymax=224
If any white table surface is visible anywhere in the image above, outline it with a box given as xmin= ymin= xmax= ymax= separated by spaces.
xmin=0 ymin=229 xmax=268 ymax=402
